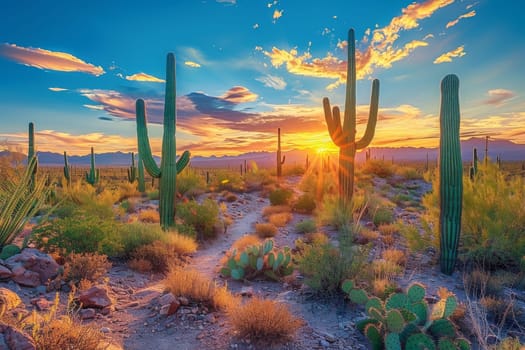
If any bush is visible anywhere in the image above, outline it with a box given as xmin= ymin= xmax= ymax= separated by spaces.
xmin=292 ymin=193 xmax=316 ymax=214
xmin=116 ymin=222 xmax=166 ymax=257
xmin=138 ymin=209 xmax=160 ymax=223
xmin=262 ymin=205 xmax=291 ymax=218
xmin=268 ymin=213 xmax=292 ymax=227
xmin=295 ymin=219 xmax=317 ymax=234
xmin=177 ymin=168 xmax=206 ymax=198
xmin=227 ymin=297 xmax=302 ymax=341
xmin=176 ymin=198 xmax=219 ymax=239
xmin=362 ymin=160 xmax=394 ymax=178
xmin=269 ymin=188 xmax=293 ymax=206
xmin=33 ymin=315 xmax=104 ymax=350
xmin=63 ymin=252 xmax=111 ymax=285
xmin=255 ymin=223 xmax=278 ymax=238
xmin=372 ymin=206 xmax=394 ymax=226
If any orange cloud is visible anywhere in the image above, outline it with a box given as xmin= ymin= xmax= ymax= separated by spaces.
xmin=125 ymin=72 xmax=165 ymax=83
xmin=446 ymin=10 xmax=476 ymax=28
xmin=49 ymin=87 xmax=68 ymax=92
xmin=184 ymin=61 xmax=201 ymax=68
xmin=0 ymin=43 xmax=105 ymax=76
xmin=433 ymin=45 xmax=466 ymax=64
xmin=483 ymin=89 xmax=516 ymax=106
xmin=273 ymin=9 xmax=283 ymax=21
xmin=220 ymin=86 xmax=258 ymax=103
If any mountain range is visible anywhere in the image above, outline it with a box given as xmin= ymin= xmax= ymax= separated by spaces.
xmin=1 ymin=138 xmax=523 ymax=167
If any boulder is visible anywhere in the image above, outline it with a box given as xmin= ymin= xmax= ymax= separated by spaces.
xmin=0 ymin=265 xmax=12 ymax=280
xmin=78 ymin=286 xmax=112 ymax=309
xmin=0 ymin=323 xmax=35 ymax=350
xmin=5 ymin=249 xmax=59 ymax=284
xmin=10 ymin=266 xmax=40 ymax=288
xmin=0 ymin=288 xmax=23 ymax=311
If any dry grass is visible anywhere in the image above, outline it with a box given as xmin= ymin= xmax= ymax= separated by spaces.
xmin=255 ymin=223 xmax=278 ymax=238
xmin=128 ymin=258 xmax=153 ymax=273
xmin=262 ymin=205 xmax=291 ymax=218
xmin=33 ymin=316 xmax=105 ymax=350
xmin=138 ymin=209 xmax=160 ymax=223
xmin=378 ymin=223 xmax=398 ymax=236
xmin=357 ymin=228 xmax=380 ymax=243
xmin=165 ymin=231 xmax=198 ymax=255
xmin=220 ymin=234 xmax=261 ymax=266
xmin=227 ymin=297 xmax=302 ymax=342
xmin=382 ymin=248 xmax=407 ymax=266
xmin=268 ymin=212 xmax=292 ymax=227
xmin=164 ymin=265 xmax=236 ymax=310
xmin=372 ymin=278 xmax=397 ymax=299
xmin=63 ymin=252 xmax=111 ymax=285
xmin=372 ymin=259 xmax=403 ymax=280
xmin=303 ymin=232 xmax=329 ymax=245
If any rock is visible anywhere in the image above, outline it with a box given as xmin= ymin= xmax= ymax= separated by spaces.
xmin=79 ymin=308 xmax=96 ymax=320
xmin=10 ymin=266 xmax=40 ymax=288
xmin=319 ymin=339 xmax=330 ymax=347
xmin=159 ymin=300 xmax=180 ymax=316
xmin=158 ymin=293 xmax=176 ymax=306
xmin=178 ymin=296 xmax=189 ymax=306
xmin=0 ymin=323 xmax=36 ymax=350
xmin=100 ymin=327 xmax=111 ymax=334
xmin=78 ymin=286 xmax=112 ymax=309
xmin=0 ymin=265 xmax=12 ymax=280
xmin=5 ymin=249 xmax=59 ymax=284
xmin=0 ymin=288 xmax=23 ymax=310
xmin=30 ymin=297 xmax=50 ymax=311
xmin=240 ymin=287 xmax=253 ymax=297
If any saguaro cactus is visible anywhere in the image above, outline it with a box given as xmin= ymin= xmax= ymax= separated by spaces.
xmin=28 ymin=122 xmax=37 ymax=190
xmin=63 ymin=151 xmax=71 ymax=186
xmin=137 ymin=153 xmax=145 ymax=193
xmin=323 ymin=28 xmax=379 ymax=205
xmin=136 ymin=53 xmax=190 ymax=230
xmin=127 ymin=152 xmax=137 ymax=183
xmin=469 ymin=148 xmax=478 ymax=180
xmin=85 ymin=147 xmax=99 ymax=185
xmin=439 ymin=74 xmax=463 ymax=275
xmin=276 ymin=128 xmax=286 ymax=177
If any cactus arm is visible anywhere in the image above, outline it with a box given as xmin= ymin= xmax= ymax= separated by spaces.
xmin=356 ymin=79 xmax=380 ymax=149
xmin=323 ymin=98 xmax=345 ymax=147
xmin=136 ymin=99 xmax=161 ymax=178
xmin=439 ymin=74 xmax=463 ymax=275
xmin=176 ymin=150 xmax=191 ymax=174
xmin=281 ymin=155 xmax=286 ymax=165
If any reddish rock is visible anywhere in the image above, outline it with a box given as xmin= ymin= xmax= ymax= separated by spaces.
xmin=158 ymin=292 xmax=176 ymax=306
xmin=0 ymin=265 xmax=12 ymax=280
xmin=79 ymin=308 xmax=96 ymax=320
xmin=10 ymin=267 xmax=40 ymax=288
xmin=0 ymin=323 xmax=35 ymax=350
xmin=79 ymin=286 xmax=112 ymax=309
xmin=30 ymin=297 xmax=50 ymax=311
xmin=159 ymin=300 xmax=180 ymax=316
xmin=5 ymin=249 xmax=59 ymax=284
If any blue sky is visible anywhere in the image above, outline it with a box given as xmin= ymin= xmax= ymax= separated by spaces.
xmin=1 ymin=0 xmax=524 ymax=156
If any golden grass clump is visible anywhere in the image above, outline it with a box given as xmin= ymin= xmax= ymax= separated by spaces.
xmin=33 ymin=316 xmax=105 ymax=350
xmin=268 ymin=212 xmax=292 ymax=227
xmin=165 ymin=231 xmax=198 ymax=255
xmin=138 ymin=209 xmax=160 ymax=223
xmin=357 ymin=228 xmax=380 ymax=243
xmin=303 ymin=232 xmax=329 ymax=245
xmin=255 ymin=223 xmax=278 ymax=238
xmin=262 ymin=205 xmax=291 ymax=218
xmin=227 ymin=297 xmax=302 ymax=341
xmin=63 ymin=252 xmax=111 ymax=286
xmin=378 ymin=223 xmax=398 ymax=236
xmin=372 ymin=259 xmax=403 ymax=280
xmin=382 ymin=248 xmax=407 ymax=267
xmin=164 ymin=265 xmax=235 ymax=310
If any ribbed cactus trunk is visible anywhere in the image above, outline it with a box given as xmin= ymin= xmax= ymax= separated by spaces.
xmin=469 ymin=148 xmax=478 ymax=180
xmin=323 ymin=28 xmax=379 ymax=206
xmin=137 ymin=153 xmax=145 ymax=193
xmin=439 ymin=74 xmax=463 ymax=275
xmin=85 ymin=147 xmax=99 ymax=185
xmin=276 ymin=128 xmax=285 ymax=177
xmin=63 ymin=151 xmax=71 ymax=186
xmin=28 ymin=122 xmax=36 ymax=191
xmin=136 ymin=53 xmax=190 ymax=230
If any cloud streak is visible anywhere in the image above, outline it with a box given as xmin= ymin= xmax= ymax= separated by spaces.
xmin=483 ymin=89 xmax=515 ymax=106
xmin=256 ymin=74 xmax=287 ymax=90
xmin=0 ymin=43 xmax=105 ymax=76
xmin=433 ymin=45 xmax=466 ymax=64
xmin=446 ymin=10 xmax=476 ymax=28
xmin=125 ymin=72 xmax=165 ymax=82
xmin=184 ymin=61 xmax=201 ymax=68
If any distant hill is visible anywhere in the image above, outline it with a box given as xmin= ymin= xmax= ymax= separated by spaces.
xmin=1 ymin=137 xmax=523 ymax=167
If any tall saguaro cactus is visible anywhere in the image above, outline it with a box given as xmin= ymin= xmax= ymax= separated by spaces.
xmin=137 ymin=153 xmax=145 ymax=193
xmin=63 ymin=151 xmax=71 ymax=186
xmin=136 ymin=53 xmax=190 ymax=230
xmin=127 ymin=152 xmax=137 ymax=183
xmin=28 ymin=122 xmax=37 ymax=190
xmin=469 ymin=148 xmax=478 ymax=181
xmin=276 ymin=128 xmax=286 ymax=177
xmin=323 ymin=28 xmax=379 ymax=205
xmin=439 ymin=74 xmax=463 ymax=275
xmin=85 ymin=147 xmax=99 ymax=185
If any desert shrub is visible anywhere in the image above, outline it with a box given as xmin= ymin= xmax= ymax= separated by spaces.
xmin=231 ymin=234 xmax=260 ymax=251
xmin=382 ymin=248 xmax=407 ymax=266
xmin=292 ymin=193 xmax=316 ymax=214
xmin=317 ymin=195 xmax=354 ymax=229
xmin=127 ymin=258 xmax=153 ymax=273
xmin=378 ymin=223 xmax=398 ymax=236
xmin=147 ymin=189 xmax=159 ymax=200
xmin=63 ymin=252 xmax=111 ymax=285
xmin=164 ymin=265 xmax=234 ymax=310
xmin=255 ymin=223 xmax=277 ymax=238
xmin=296 ymin=240 xmax=364 ymax=295
xmin=268 ymin=188 xmax=293 ymax=206
xmin=117 ymin=181 xmax=140 ymax=201
xmin=479 ymin=296 xmax=520 ymax=325
xmin=283 ymin=164 xmax=306 ymax=176
xmin=227 ymin=297 xmax=302 ymax=341
xmin=176 ymin=198 xmax=219 ymax=239
xmin=395 ymin=166 xmax=423 ymax=180
xmin=362 ymin=159 xmax=394 ymax=178
xmin=399 ymin=221 xmax=435 ymax=253
xmin=262 ymin=205 xmax=291 ymax=217
xmin=372 ymin=206 xmax=394 ymax=226
xmin=464 ymin=269 xmax=503 ymax=298
xmin=211 ymin=169 xmax=245 ymax=192
xmin=33 ymin=315 xmax=104 ymax=350
xmin=490 ymin=338 xmax=524 ymax=350
xmin=372 ymin=259 xmax=404 ymax=280
xmin=223 ymin=192 xmax=238 ymax=202
xmin=423 ymin=163 xmax=525 ymax=268
xmin=138 ymin=209 xmax=160 ymax=223
xmin=119 ymin=199 xmax=136 ymax=214
xmin=295 ymin=219 xmax=317 ymax=234
xmin=177 ymin=168 xmax=207 ymax=198
xmin=268 ymin=213 xmax=292 ymax=227
xmin=355 ymin=228 xmax=379 ymax=244
xmin=116 ymin=222 xmax=166 ymax=257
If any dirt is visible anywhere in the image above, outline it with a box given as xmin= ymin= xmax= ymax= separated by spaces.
xmin=2 ymin=174 xmax=525 ymax=350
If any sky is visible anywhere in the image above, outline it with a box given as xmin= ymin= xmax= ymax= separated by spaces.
xmin=1 ymin=0 xmax=524 ymax=157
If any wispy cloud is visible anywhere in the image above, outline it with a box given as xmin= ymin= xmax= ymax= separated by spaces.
xmin=256 ymin=75 xmax=287 ymax=90
xmin=264 ymin=0 xmax=452 ymax=89
xmin=433 ymin=45 xmax=466 ymax=64
xmin=483 ymin=89 xmax=516 ymax=106
xmin=446 ymin=10 xmax=476 ymax=28
xmin=216 ymin=0 xmax=236 ymax=4
xmin=184 ymin=61 xmax=201 ymax=68
xmin=0 ymin=43 xmax=104 ymax=76
xmin=49 ymin=87 xmax=68 ymax=92
xmin=125 ymin=72 xmax=165 ymax=83
xmin=273 ymin=9 xmax=283 ymax=22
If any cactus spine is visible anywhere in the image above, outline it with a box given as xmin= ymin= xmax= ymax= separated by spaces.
xmin=127 ymin=152 xmax=137 ymax=183
xmin=63 ymin=151 xmax=71 ymax=186
xmin=323 ymin=28 xmax=379 ymax=205
xmin=276 ymin=128 xmax=286 ymax=177
xmin=85 ymin=147 xmax=99 ymax=185
xmin=136 ymin=53 xmax=190 ymax=230
xmin=439 ymin=74 xmax=463 ymax=275
xmin=137 ymin=153 xmax=145 ymax=193
xmin=28 ymin=122 xmax=37 ymax=190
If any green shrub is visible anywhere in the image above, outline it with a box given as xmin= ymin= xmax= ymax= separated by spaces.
xmin=372 ymin=206 xmax=394 ymax=226
xmin=176 ymin=198 xmax=219 ymax=239
xmin=255 ymin=223 xmax=278 ymax=238
xmin=177 ymin=168 xmax=207 ymax=198
xmin=362 ymin=160 xmax=394 ymax=178
xmin=295 ymin=219 xmax=317 ymax=234
xmin=293 ymin=193 xmax=316 ymax=214
xmin=116 ymin=222 xmax=166 ymax=257
xmin=269 ymin=188 xmax=293 ymax=206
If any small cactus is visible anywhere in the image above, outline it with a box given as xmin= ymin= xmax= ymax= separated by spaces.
xmin=85 ymin=147 xmax=99 ymax=185
xmin=63 ymin=151 xmax=71 ymax=186
xmin=28 ymin=122 xmax=37 ymax=190
xmin=127 ymin=152 xmax=137 ymax=183
xmin=276 ymin=128 xmax=286 ymax=177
